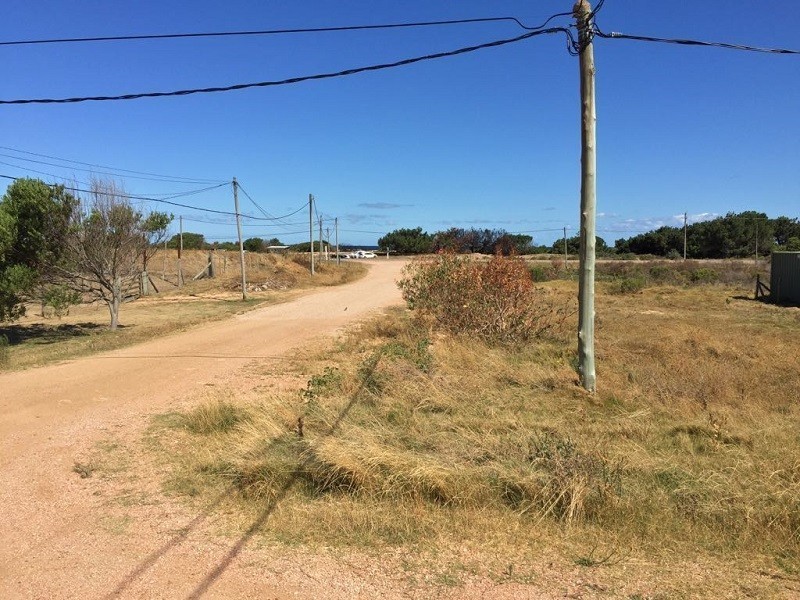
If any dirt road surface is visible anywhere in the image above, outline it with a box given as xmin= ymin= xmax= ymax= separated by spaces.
xmin=0 ymin=260 xmax=425 ymax=599
xmin=0 ymin=260 xmax=563 ymax=600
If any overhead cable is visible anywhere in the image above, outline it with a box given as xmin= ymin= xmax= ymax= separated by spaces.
xmin=0 ymin=15 xmax=574 ymax=47
xmin=0 ymin=145 xmax=224 ymax=184
xmin=594 ymin=27 xmax=800 ymax=55
xmin=0 ymin=28 xmax=568 ymax=105
xmin=1 ymin=173 xmax=274 ymax=220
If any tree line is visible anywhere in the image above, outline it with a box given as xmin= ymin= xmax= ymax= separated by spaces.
xmin=613 ymin=212 xmax=800 ymax=258
xmin=377 ymin=227 xmax=537 ymax=255
xmin=378 ymin=212 xmax=800 ymax=258
xmin=166 ymin=234 xmax=285 ymax=253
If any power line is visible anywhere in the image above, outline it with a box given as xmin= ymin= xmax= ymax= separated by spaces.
xmin=0 ymin=15 xmax=575 ymax=47
xmin=594 ymin=27 xmax=800 ymax=55
xmin=0 ymin=28 xmax=568 ymax=105
xmin=0 ymin=146 xmax=227 ymax=183
xmin=0 ymin=153 xmax=227 ymax=185
xmin=235 ymin=182 xmax=310 ymax=223
xmin=0 ymin=173 xmax=282 ymax=219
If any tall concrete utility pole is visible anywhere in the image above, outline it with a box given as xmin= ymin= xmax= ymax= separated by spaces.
xmin=232 ymin=178 xmax=247 ymax=300
xmin=335 ymin=217 xmax=340 ymax=265
xmin=309 ymin=194 xmax=315 ymax=275
xmin=575 ymin=0 xmax=597 ymax=393
xmin=755 ymin=220 xmax=759 ymax=266
xmin=319 ymin=216 xmax=324 ymax=262
xmin=178 ymin=215 xmax=184 ymax=288
xmin=683 ymin=212 xmax=688 ymax=260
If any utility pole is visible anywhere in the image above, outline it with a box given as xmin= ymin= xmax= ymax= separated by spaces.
xmin=683 ymin=212 xmax=688 ymax=260
xmin=326 ymin=226 xmax=331 ymax=261
xmin=335 ymin=217 xmax=340 ymax=265
xmin=309 ymin=194 xmax=315 ymax=275
xmin=563 ymin=226 xmax=568 ymax=269
xmin=178 ymin=215 xmax=184 ymax=288
xmin=575 ymin=0 xmax=597 ymax=393
xmin=319 ymin=215 xmax=324 ymax=262
xmin=755 ymin=220 xmax=759 ymax=267
xmin=232 ymin=178 xmax=247 ymax=300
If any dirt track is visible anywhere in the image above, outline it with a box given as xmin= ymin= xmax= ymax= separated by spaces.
xmin=1 ymin=260 xmax=452 ymax=600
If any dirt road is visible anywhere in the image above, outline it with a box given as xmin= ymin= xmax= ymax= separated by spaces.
xmin=0 ymin=260 xmax=437 ymax=599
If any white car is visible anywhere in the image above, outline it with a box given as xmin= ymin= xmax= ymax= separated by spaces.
xmin=353 ymin=250 xmax=376 ymax=259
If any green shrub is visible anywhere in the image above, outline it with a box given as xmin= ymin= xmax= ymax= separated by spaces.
xmin=689 ymin=268 xmax=719 ymax=284
xmin=608 ymin=276 xmax=646 ymax=295
xmin=529 ymin=265 xmax=550 ymax=282
xmin=41 ymin=285 xmax=81 ymax=318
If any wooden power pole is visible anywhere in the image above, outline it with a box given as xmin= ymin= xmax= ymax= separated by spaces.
xmin=335 ymin=217 xmax=340 ymax=265
xmin=309 ymin=194 xmax=315 ymax=275
xmin=575 ymin=0 xmax=597 ymax=392
xmin=683 ymin=212 xmax=688 ymax=260
xmin=178 ymin=215 xmax=184 ymax=288
xmin=563 ymin=226 xmax=569 ymax=269
xmin=232 ymin=178 xmax=247 ymax=300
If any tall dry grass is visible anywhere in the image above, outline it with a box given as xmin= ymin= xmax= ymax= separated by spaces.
xmin=152 ymin=283 xmax=800 ymax=576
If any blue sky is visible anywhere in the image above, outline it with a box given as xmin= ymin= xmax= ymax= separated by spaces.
xmin=1 ymin=1 xmax=798 ymax=247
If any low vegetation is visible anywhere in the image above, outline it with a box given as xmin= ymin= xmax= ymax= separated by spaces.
xmin=148 ymin=258 xmax=800 ymax=596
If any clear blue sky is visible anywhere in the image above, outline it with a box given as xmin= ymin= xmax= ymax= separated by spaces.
xmin=1 ymin=1 xmax=798 ymax=247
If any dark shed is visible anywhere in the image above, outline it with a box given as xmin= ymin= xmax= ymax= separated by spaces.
xmin=770 ymin=252 xmax=800 ymax=304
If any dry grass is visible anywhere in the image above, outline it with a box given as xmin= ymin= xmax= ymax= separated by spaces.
xmin=148 ymin=279 xmax=800 ymax=595
xmin=0 ymin=251 xmax=366 ymax=371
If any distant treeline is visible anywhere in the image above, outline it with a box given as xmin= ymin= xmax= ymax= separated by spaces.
xmin=377 ymin=227 xmax=538 ymax=255
xmin=165 ymin=234 xmax=360 ymax=253
xmin=377 ymin=212 xmax=800 ymax=258
xmin=613 ymin=212 xmax=800 ymax=258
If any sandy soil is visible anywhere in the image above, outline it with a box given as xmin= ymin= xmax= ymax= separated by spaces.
xmin=1 ymin=260 xmax=453 ymax=600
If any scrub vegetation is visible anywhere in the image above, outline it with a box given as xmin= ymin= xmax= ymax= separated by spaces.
xmin=150 ymin=256 xmax=800 ymax=596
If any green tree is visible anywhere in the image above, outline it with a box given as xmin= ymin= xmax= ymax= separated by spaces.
xmin=556 ymin=235 xmax=608 ymax=255
xmin=243 ymin=237 xmax=265 ymax=252
xmin=167 ymin=232 xmax=205 ymax=250
xmin=378 ymin=227 xmax=433 ymax=254
xmin=0 ymin=178 xmax=76 ymax=321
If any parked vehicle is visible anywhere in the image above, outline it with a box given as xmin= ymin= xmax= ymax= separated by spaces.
xmin=353 ymin=250 xmax=376 ymax=259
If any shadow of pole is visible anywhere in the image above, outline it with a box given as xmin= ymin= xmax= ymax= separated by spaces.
xmin=184 ymin=358 xmax=377 ymax=599
xmin=103 ymin=353 xmax=378 ymax=599
xmin=103 ymin=488 xmax=233 ymax=600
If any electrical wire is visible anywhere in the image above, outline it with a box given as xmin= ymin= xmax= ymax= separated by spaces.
xmin=0 ymin=146 xmax=221 ymax=183
xmin=594 ymin=27 xmax=800 ymax=55
xmin=0 ymin=173 xmax=276 ymax=220
xmin=236 ymin=182 xmax=309 ymax=223
xmin=0 ymin=28 xmax=569 ymax=105
xmin=0 ymin=150 xmax=225 ymax=184
xmin=0 ymin=15 xmax=575 ymax=47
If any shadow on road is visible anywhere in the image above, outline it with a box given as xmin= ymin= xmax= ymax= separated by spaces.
xmin=105 ymin=354 xmax=378 ymax=599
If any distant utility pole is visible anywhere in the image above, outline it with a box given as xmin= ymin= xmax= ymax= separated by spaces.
xmin=319 ymin=215 xmax=324 ymax=261
xmin=335 ymin=217 xmax=340 ymax=265
xmin=683 ymin=212 xmax=688 ymax=260
xmin=563 ymin=226 xmax=568 ymax=269
xmin=232 ymin=177 xmax=247 ymax=300
xmin=309 ymin=194 xmax=315 ymax=275
xmin=755 ymin=219 xmax=759 ymax=266
xmin=178 ymin=215 xmax=184 ymax=288
xmin=575 ymin=0 xmax=597 ymax=393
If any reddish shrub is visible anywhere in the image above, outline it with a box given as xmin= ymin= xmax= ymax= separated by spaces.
xmin=399 ymin=254 xmax=571 ymax=343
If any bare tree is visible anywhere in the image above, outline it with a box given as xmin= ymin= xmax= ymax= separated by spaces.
xmin=54 ymin=179 xmax=171 ymax=329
